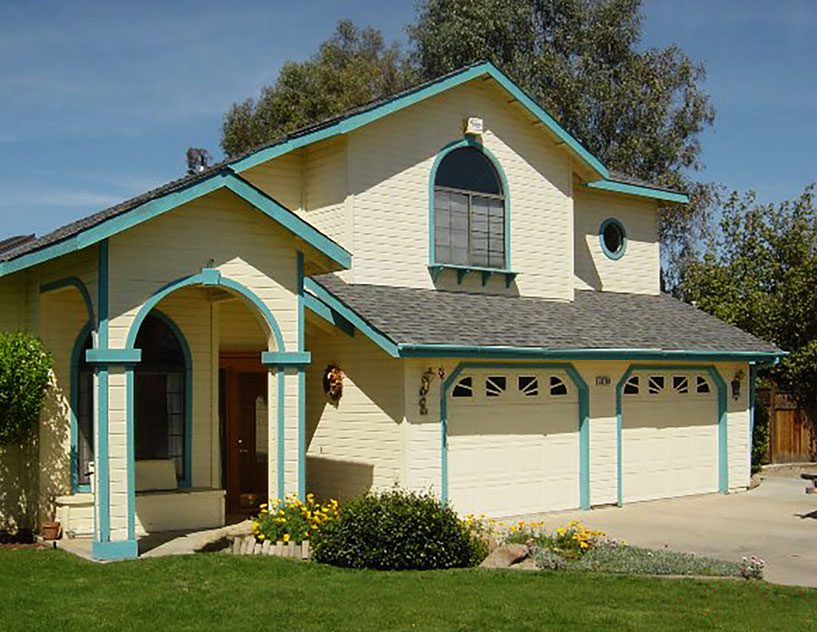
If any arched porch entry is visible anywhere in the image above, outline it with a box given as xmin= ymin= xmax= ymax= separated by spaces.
xmin=118 ymin=269 xmax=307 ymax=538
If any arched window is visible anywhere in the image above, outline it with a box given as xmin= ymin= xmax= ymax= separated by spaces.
xmin=433 ymin=146 xmax=506 ymax=269
xmin=75 ymin=330 xmax=94 ymax=489
xmin=135 ymin=313 xmax=187 ymax=485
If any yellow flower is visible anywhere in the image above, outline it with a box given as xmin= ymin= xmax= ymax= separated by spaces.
xmin=283 ymin=533 xmax=290 ymax=542
xmin=258 ymin=534 xmax=265 ymax=540
xmin=259 ymin=503 xmax=267 ymax=509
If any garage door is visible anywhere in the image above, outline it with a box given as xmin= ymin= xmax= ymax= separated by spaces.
xmin=621 ymin=371 xmax=718 ymax=503
xmin=448 ymin=369 xmax=580 ymax=517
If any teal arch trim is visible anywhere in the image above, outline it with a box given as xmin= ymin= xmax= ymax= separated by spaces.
xmin=124 ymin=270 xmax=285 ymax=353
xmin=615 ymin=364 xmax=727 ymax=506
xmin=441 ymin=362 xmax=590 ymax=510
xmin=599 ymin=217 xmax=627 ymax=261
xmin=70 ymin=322 xmax=94 ymax=493
xmin=428 ymin=137 xmax=512 ymax=271
xmin=40 ymin=276 xmax=96 ymax=327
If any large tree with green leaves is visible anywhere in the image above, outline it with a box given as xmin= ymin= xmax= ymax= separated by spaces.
xmin=221 ymin=21 xmax=416 ymax=158
xmin=681 ymin=185 xmax=817 ymax=427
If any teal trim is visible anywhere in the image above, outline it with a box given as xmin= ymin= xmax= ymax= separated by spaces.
xmin=428 ymin=137 xmax=512 ymax=270
xmin=749 ymin=363 xmax=757 ymax=457
xmin=125 ymin=270 xmax=285 ymax=353
xmin=148 ymin=310 xmax=194 ymax=489
xmin=277 ymin=370 xmax=285 ymax=500
xmin=303 ymin=293 xmax=354 ymax=336
xmin=96 ymin=240 xmax=109 ymax=542
xmin=70 ymin=322 xmax=94 ymax=493
xmin=427 ymin=264 xmax=518 ymax=288
xmin=584 ymin=180 xmax=689 ymax=203
xmin=261 ymin=351 xmax=311 ymax=366
xmin=441 ymin=362 xmax=590 ymax=509
xmin=304 ymin=278 xmax=399 ymax=357
xmin=397 ymin=344 xmax=785 ymax=363
xmin=599 ymin=217 xmax=627 ymax=261
xmin=296 ymin=252 xmax=306 ymax=501
xmin=40 ymin=276 xmax=96 ymax=325
xmin=86 ymin=349 xmax=142 ymax=364
xmin=92 ymin=538 xmax=138 ymax=561
xmin=0 ymin=172 xmax=351 ymax=279
xmin=615 ymin=365 xmax=727 ymax=506
xmin=230 ymin=62 xmax=608 ymax=179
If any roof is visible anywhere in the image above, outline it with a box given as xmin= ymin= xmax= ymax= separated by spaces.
xmin=0 ymin=61 xmax=687 ymax=275
xmin=307 ymin=274 xmax=783 ymax=361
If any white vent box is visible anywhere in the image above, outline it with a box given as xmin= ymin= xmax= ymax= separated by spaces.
xmin=463 ymin=117 xmax=484 ymax=136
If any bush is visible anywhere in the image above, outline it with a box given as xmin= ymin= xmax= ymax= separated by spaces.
xmin=571 ymin=543 xmax=746 ymax=577
xmin=311 ymin=489 xmax=485 ymax=570
xmin=752 ymin=396 xmax=770 ymax=474
xmin=252 ymin=494 xmax=339 ymax=544
xmin=0 ymin=332 xmax=52 ymax=447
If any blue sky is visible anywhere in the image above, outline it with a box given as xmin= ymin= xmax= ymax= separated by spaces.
xmin=1 ymin=0 xmax=815 ymax=239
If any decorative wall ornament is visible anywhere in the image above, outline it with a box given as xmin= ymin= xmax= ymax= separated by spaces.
xmin=419 ymin=368 xmax=435 ymax=415
xmin=323 ymin=365 xmax=344 ymax=406
xmin=731 ymin=369 xmax=744 ymax=401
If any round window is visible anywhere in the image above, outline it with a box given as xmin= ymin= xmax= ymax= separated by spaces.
xmin=599 ymin=218 xmax=627 ymax=260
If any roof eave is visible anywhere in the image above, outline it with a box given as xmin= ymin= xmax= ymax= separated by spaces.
xmin=583 ymin=179 xmax=689 ymax=204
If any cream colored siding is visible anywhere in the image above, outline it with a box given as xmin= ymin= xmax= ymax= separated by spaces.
xmin=580 ymin=360 xmax=620 ymax=506
xmin=0 ymin=273 xmax=25 ymax=331
xmin=574 ymin=188 xmax=660 ymax=294
xmin=217 ymin=298 xmax=268 ymax=351
xmin=305 ymin=318 xmax=404 ymax=500
xmin=723 ymin=362 xmax=752 ymax=491
xmin=303 ymin=137 xmax=349 ymax=249
xmin=241 ymin=151 xmax=303 ymax=213
xmin=346 ymin=80 xmax=573 ymax=298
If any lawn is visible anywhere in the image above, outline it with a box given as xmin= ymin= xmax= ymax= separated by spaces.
xmin=0 ymin=549 xmax=815 ymax=632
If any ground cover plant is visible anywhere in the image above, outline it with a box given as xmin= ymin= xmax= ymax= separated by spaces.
xmin=0 ymin=549 xmax=814 ymax=632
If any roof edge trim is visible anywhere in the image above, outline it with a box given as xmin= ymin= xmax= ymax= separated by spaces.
xmin=229 ymin=61 xmax=609 ymax=179
xmin=584 ymin=179 xmax=690 ymax=203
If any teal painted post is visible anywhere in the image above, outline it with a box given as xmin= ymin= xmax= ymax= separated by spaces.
xmin=296 ymin=252 xmax=306 ymax=501
xmin=277 ymin=370 xmax=285 ymax=500
xmin=126 ymin=368 xmax=135 ymax=541
xmin=95 ymin=240 xmax=110 ymax=544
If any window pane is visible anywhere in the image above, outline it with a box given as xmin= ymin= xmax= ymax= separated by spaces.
xmin=435 ymin=147 xmax=502 ymax=195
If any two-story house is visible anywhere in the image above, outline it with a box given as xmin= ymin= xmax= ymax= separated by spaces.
xmin=0 ymin=62 xmax=782 ymax=560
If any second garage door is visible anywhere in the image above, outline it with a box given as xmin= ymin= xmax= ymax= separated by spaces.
xmin=447 ymin=369 xmax=580 ymax=517
xmin=621 ymin=371 xmax=719 ymax=503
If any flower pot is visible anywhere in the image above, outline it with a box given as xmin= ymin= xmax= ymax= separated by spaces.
xmin=41 ymin=521 xmax=62 ymax=540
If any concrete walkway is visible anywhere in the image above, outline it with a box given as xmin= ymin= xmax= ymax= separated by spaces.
xmin=527 ymin=469 xmax=817 ymax=588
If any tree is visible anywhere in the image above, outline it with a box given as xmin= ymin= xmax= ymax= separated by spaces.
xmin=221 ymin=21 xmax=416 ymax=158
xmin=681 ymin=185 xmax=817 ymax=430
xmin=409 ymin=0 xmax=716 ymax=289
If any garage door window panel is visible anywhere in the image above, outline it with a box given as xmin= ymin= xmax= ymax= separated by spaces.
xmin=452 ymin=376 xmax=473 ymax=399
xmin=486 ymin=376 xmax=507 ymax=398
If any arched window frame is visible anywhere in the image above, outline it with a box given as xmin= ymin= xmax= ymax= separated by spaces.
xmin=133 ymin=310 xmax=193 ymax=489
xmin=429 ymin=137 xmax=511 ymax=273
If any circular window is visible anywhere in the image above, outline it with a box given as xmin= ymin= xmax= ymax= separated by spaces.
xmin=599 ymin=218 xmax=627 ymax=260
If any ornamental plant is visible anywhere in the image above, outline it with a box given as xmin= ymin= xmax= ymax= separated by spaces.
xmin=547 ymin=520 xmax=606 ymax=559
xmin=311 ymin=489 xmax=486 ymax=570
xmin=252 ymin=494 xmax=339 ymax=544
xmin=0 ymin=332 xmax=52 ymax=447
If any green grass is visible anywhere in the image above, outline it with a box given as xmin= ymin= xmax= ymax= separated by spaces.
xmin=0 ymin=549 xmax=815 ymax=632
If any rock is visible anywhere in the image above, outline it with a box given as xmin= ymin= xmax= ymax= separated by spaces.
xmin=479 ymin=544 xmax=528 ymax=569
xmin=301 ymin=539 xmax=310 ymax=560
xmin=262 ymin=540 xmax=271 ymax=555
xmin=749 ymin=473 xmax=762 ymax=489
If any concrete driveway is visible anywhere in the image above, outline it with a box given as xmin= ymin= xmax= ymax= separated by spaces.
xmin=535 ymin=468 xmax=817 ymax=588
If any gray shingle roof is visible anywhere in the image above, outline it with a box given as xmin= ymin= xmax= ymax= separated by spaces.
xmin=311 ymin=275 xmax=781 ymax=354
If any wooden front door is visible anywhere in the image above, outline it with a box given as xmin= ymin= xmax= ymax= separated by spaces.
xmin=221 ymin=354 xmax=269 ymax=516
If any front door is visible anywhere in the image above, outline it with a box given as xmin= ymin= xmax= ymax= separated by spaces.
xmin=221 ymin=354 xmax=269 ymax=516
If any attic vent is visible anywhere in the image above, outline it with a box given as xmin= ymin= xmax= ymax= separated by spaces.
xmin=0 ymin=234 xmax=35 ymax=255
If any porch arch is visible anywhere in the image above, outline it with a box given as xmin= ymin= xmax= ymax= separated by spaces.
xmin=124 ymin=270 xmax=285 ymax=352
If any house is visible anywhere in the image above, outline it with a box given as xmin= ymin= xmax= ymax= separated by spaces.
xmin=0 ymin=62 xmax=783 ymax=560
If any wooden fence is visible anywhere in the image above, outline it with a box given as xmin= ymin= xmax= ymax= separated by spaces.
xmin=758 ymin=388 xmax=815 ymax=463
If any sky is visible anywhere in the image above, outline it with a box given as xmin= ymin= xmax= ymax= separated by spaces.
xmin=1 ymin=0 xmax=815 ymax=239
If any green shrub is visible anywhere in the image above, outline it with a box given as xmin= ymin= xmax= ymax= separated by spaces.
xmin=752 ymin=396 xmax=770 ymax=474
xmin=0 ymin=332 xmax=52 ymax=447
xmin=311 ymin=489 xmax=485 ymax=570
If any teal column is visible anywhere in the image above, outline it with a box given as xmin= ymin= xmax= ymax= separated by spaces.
xmin=296 ymin=251 xmax=306 ymax=501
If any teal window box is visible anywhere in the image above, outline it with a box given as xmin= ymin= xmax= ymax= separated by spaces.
xmin=428 ymin=264 xmax=518 ymax=288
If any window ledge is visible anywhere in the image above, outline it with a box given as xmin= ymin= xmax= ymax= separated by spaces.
xmin=428 ymin=264 xmax=519 ymax=288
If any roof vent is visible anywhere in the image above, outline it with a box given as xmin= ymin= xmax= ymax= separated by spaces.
xmin=0 ymin=234 xmax=35 ymax=255
xmin=186 ymin=147 xmax=212 ymax=175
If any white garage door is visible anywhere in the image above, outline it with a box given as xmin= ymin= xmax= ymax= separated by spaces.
xmin=448 ymin=369 xmax=580 ymax=517
xmin=621 ymin=371 xmax=718 ymax=503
